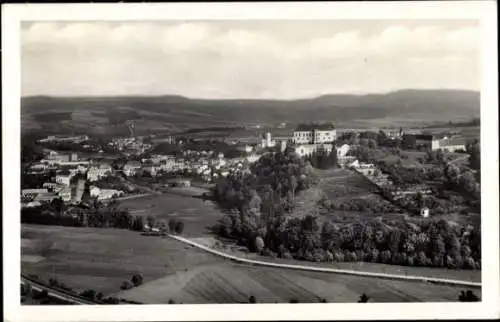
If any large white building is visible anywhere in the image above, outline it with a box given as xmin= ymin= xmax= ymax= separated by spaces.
xmin=87 ymin=164 xmax=112 ymax=182
xmin=294 ymin=144 xmax=334 ymax=157
xmin=293 ymin=123 xmax=336 ymax=144
xmin=436 ymin=138 xmax=467 ymax=152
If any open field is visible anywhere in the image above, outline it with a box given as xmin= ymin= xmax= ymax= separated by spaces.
xmin=21 ymin=224 xmax=479 ymax=303
xmin=115 ymin=246 xmax=477 ymax=304
xmin=316 ymin=168 xmax=381 ymax=199
xmin=21 ymin=225 xmax=220 ymax=295
xmin=117 ymin=193 xmax=223 ymax=237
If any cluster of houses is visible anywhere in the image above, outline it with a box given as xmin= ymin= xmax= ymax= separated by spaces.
xmin=22 ymin=150 xmax=123 ymax=207
xmin=107 ymin=136 xmax=153 ymax=155
xmin=124 ymin=150 xmax=262 ymax=183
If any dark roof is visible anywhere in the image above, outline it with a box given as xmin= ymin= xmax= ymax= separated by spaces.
xmin=295 ymin=123 xmax=335 ymax=131
xmin=405 ymin=134 xmax=434 ymax=141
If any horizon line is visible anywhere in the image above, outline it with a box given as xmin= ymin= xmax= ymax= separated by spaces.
xmin=21 ymin=88 xmax=480 ymax=101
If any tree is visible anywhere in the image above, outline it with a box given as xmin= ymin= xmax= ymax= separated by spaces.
xmin=402 ymin=135 xmax=416 ymax=150
xmin=168 ymin=218 xmax=177 ymax=232
xmin=21 ymin=282 xmax=32 ymax=296
xmin=174 ymin=220 xmax=185 ymax=234
xmin=168 ymin=299 xmax=176 ymax=304
xmin=131 ymin=273 xmax=143 ymax=287
xmin=458 ymin=290 xmax=479 ymax=302
xmin=249 ymin=295 xmax=256 ymax=303
xmin=459 ymin=171 xmax=478 ymax=195
xmin=121 ymin=281 xmax=133 ymax=290
xmin=80 ymin=289 xmax=97 ymax=301
xmin=467 ymin=141 xmax=480 ymax=170
xmin=358 ymin=293 xmax=370 ymax=303
xmin=146 ymin=215 xmax=155 ymax=228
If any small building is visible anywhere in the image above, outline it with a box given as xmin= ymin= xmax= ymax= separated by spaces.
xmin=123 ymin=161 xmax=142 ymax=176
xmin=420 ymin=207 xmax=430 ymax=218
xmin=87 ymin=164 xmax=112 ymax=182
xmin=55 ymin=173 xmax=74 ymax=186
xmin=21 ymin=188 xmax=49 ymax=198
xmin=34 ymin=192 xmax=58 ymax=203
xmin=58 ymin=187 xmax=72 ymax=202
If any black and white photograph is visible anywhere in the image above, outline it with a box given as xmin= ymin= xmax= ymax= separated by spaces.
xmin=3 ymin=2 xmax=499 ymax=321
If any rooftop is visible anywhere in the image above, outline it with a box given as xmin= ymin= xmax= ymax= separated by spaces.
xmin=124 ymin=161 xmax=142 ymax=167
xmin=295 ymin=123 xmax=336 ymax=131
xmin=438 ymin=138 xmax=467 ymax=146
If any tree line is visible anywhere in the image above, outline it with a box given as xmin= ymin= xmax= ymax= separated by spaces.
xmin=21 ymin=198 xmax=184 ymax=235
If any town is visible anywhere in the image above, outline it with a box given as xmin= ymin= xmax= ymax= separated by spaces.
xmin=16 ymin=17 xmax=487 ymax=308
xmin=22 ymin=123 xmax=475 ymax=209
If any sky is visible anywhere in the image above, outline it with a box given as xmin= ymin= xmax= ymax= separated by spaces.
xmin=21 ymin=20 xmax=480 ymax=99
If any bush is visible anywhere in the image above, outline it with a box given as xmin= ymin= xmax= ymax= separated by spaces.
xmin=174 ymin=220 xmax=185 ymax=234
xmin=80 ymin=289 xmax=96 ymax=301
xmin=131 ymin=274 xmax=143 ymax=287
xmin=358 ymin=293 xmax=370 ymax=303
xmin=458 ymin=290 xmax=479 ymax=302
xmin=249 ymin=295 xmax=256 ymax=303
xmin=120 ymin=281 xmax=133 ymax=290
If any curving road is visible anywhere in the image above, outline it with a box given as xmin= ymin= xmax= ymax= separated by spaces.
xmin=166 ymin=234 xmax=481 ymax=289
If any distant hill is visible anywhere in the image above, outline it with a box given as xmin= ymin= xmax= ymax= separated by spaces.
xmin=21 ymin=89 xmax=480 ymax=136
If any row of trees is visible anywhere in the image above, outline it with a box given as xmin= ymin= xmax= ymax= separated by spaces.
xmin=466 ymin=140 xmax=480 ymax=171
xmin=217 ymin=207 xmax=481 ymax=269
